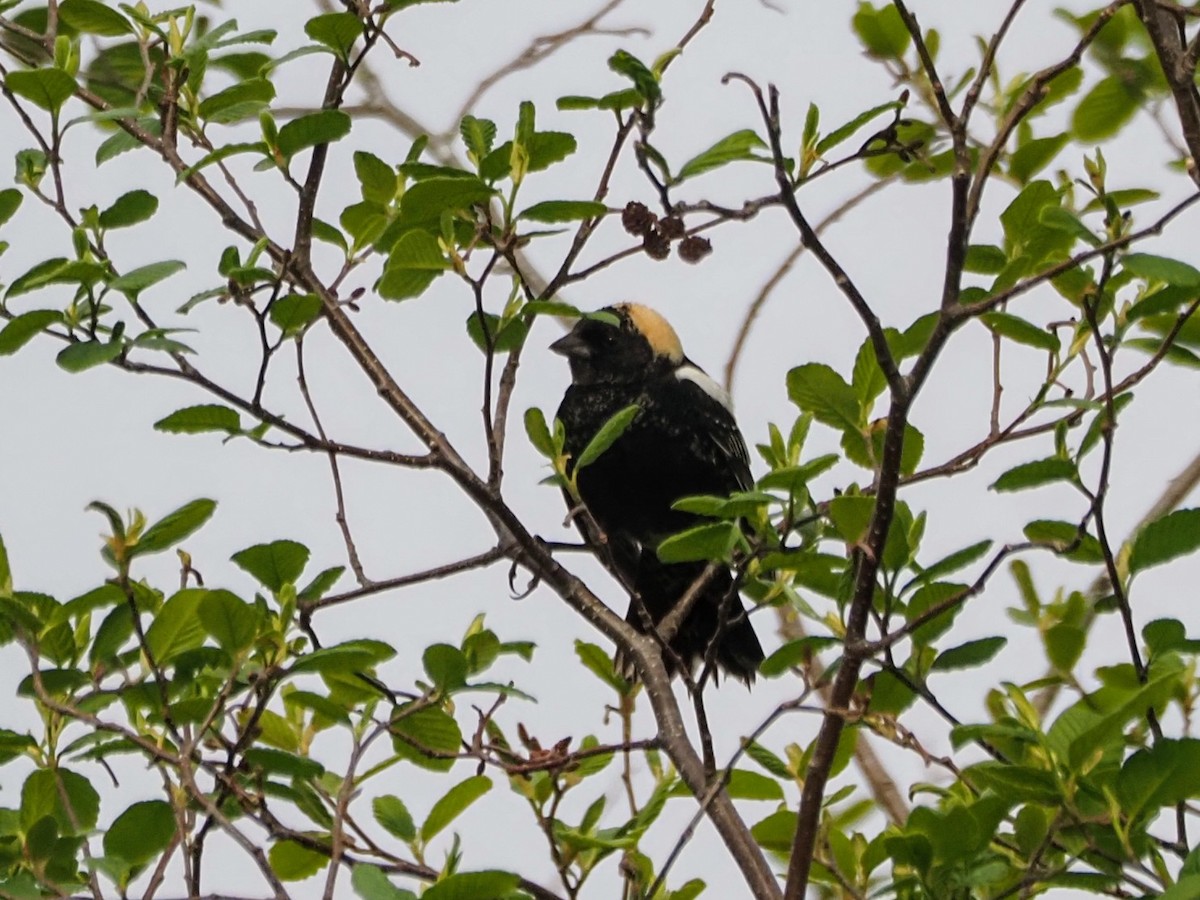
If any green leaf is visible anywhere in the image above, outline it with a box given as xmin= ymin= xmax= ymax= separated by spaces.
xmin=136 ymin=498 xmax=216 ymax=556
xmin=608 ymin=49 xmax=659 ymax=104
xmin=20 ymin=768 xmax=99 ymax=835
xmin=459 ymin=115 xmax=496 ymax=162
xmin=6 ymin=68 xmax=76 ymax=113
xmin=232 ymin=540 xmax=310 ymax=592
xmin=574 ymin=404 xmax=639 ymax=470
xmin=270 ymin=293 xmax=323 ymax=336
xmin=1077 ymin=392 xmax=1133 ymax=459
xmin=373 ymin=795 xmax=416 ymax=842
xmin=464 ymin=312 xmax=527 ymax=354
xmin=110 ymin=260 xmax=186 ymax=296
xmin=787 ymin=363 xmax=861 ymax=432
xmin=1118 ymin=739 xmax=1200 ymax=821
xmin=909 ymin=540 xmax=992 ymax=590
xmin=815 ymin=100 xmax=901 ymax=155
xmin=517 ymin=200 xmax=607 ymax=222
xmin=1000 ymin=180 xmax=1060 ymax=250
xmin=674 ymin=129 xmax=767 ymax=183
xmin=759 ymin=636 xmax=840 ymax=677
xmin=1082 ymin=188 xmax=1160 ymax=213
xmin=1072 ymin=73 xmax=1141 ymax=142
xmin=852 ymin=2 xmax=911 ymax=58
xmin=1039 ymin=206 xmax=1100 ymax=247
xmin=353 ymin=151 xmax=396 ymax=206
xmin=967 ymin=761 xmax=1060 ymax=804
xmin=724 ymin=769 xmax=785 ymax=801
xmin=423 ymin=871 xmax=521 ymax=900
xmin=7 ymin=257 xmax=66 ymax=297
xmin=269 ymin=840 xmax=327 ymax=881
xmin=0 ymin=188 xmax=24 ymax=228
xmin=244 ymin=747 xmax=324 ymax=780
xmin=0 ymin=310 xmax=61 ymax=355
xmin=304 ymin=12 xmax=362 ymax=58
xmin=298 ymin=566 xmax=345 ymax=603
xmin=56 ymin=338 xmax=122 ymax=372
xmin=1122 ymin=253 xmax=1200 ymax=288
xmin=990 ymin=457 xmax=1076 ymax=492
xmin=483 ymin=133 xmax=577 ymax=180
xmin=399 ymin=176 xmax=495 ymax=226
xmin=1130 ymin=508 xmax=1200 ymax=574
xmin=1045 ymin=622 xmax=1086 ymax=672
xmin=1023 ymin=519 xmax=1104 ymax=563
xmin=656 ymin=522 xmax=740 ymax=563
xmin=99 ymin=189 xmax=158 ymax=229
xmin=932 ymin=636 xmax=1006 ymax=671
xmin=0 ymin=534 xmax=10 ymax=600
xmin=423 ymin=643 xmax=468 ymax=691
xmin=524 ymin=408 xmax=555 ymax=458
xmin=906 ymin=582 xmax=968 ymax=646
xmin=352 ymin=864 xmax=417 ymax=900
xmin=1054 ymin=658 xmax=1184 ymax=768
xmin=12 ymin=260 xmax=106 ymax=297
xmin=0 ymin=728 xmax=35 ymax=764
xmin=256 ymin=709 xmax=300 ymax=753
xmin=1009 ymin=133 xmax=1069 ymax=183
xmin=154 ymin=404 xmax=242 ymax=434
xmin=964 ymin=244 xmax=1007 ymax=274
xmin=198 ymin=79 xmax=275 ymax=124
xmin=744 ymin=741 xmax=790 ymax=779
xmin=575 ymin=640 xmax=630 ymax=694
xmin=421 ymin=775 xmax=491 ymax=841
xmin=60 ymin=0 xmax=133 ymax=34
xmin=284 ymin=689 xmax=351 ymax=727
xmin=103 ymin=800 xmax=174 ymax=866
xmin=90 ymin=605 xmax=133 ymax=664
xmin=175 ymin=142 xmax=267 ymax=181
xmin=556 ymin=89 xmax=642 ymax=112
xmin=751 ymin=809 xmax=797 ymax=854
xmin=377 ymin=230 xmax=449 ymax=301
xmin=980 ymin=312 xmax=1060 ymax=352
xmin=390 ymin=703 xmax=461 ymax=772
xmin=198 ymin=589 xmax=257 ymax=653
xmin=277 ymin=109 xmax=351 ymax=159
xmin=145 ymin=589 xmax=207 ymax=663
xmin=388 ymin=230 xmax=448 ymax=270
xmin=290 ymin=641 xmax=393 ymax=675
xmin=829 ymin=495 xmax=875 ymax=545
xmin=1162 ymin=877 xmax=1200 ymax=900
xmin=312 ymin=217 xmax=348 ymax=252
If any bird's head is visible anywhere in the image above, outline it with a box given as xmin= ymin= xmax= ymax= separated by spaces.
xmin=550 ymin=303 xmax=684 ymax=385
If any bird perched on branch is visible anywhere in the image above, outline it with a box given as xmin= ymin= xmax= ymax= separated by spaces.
xmin=551 ymin=303 xmax=764 ymax=684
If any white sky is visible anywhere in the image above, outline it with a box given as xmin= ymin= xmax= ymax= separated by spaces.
xmin=2 ymin=2 xmax=1199 ymax=898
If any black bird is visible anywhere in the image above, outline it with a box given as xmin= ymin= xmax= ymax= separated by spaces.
xmin=551 ymin=303 xmax=764 ymax=684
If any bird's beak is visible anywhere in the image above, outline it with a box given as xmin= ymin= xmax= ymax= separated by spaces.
xmin=550 ymin=331 xmax=591 ymax=359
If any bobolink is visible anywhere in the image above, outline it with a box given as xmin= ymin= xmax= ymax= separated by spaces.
xmin=551 ymin=303 xmax=764 ymax=684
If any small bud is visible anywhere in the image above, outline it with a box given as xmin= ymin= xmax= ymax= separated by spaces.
xmin=678 ymin=234 xmax=712 ymax=263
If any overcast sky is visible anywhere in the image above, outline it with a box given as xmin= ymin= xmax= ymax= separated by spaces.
xmin=2 ymin=2 xmax=1199 ymax=897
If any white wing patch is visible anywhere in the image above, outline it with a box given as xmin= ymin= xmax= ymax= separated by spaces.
xmin=675 ymin=365 xmax=733 ymax=412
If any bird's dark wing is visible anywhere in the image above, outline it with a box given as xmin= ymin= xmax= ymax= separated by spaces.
xmin=671 ymin=366 xmax=754 ymax=494
xmin=559 ymin=486 xmax=642 ymax=593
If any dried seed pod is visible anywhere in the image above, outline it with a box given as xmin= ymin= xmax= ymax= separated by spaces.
xmin=642 ymin=228 xmax=671 ymax=260
xmin=678 ymin=234 xmax=712 ymax=263
xmin=658 ymin=215 xmax=686 ymax=240
xmin=621 ymin=200 xmax=656 ymax=236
